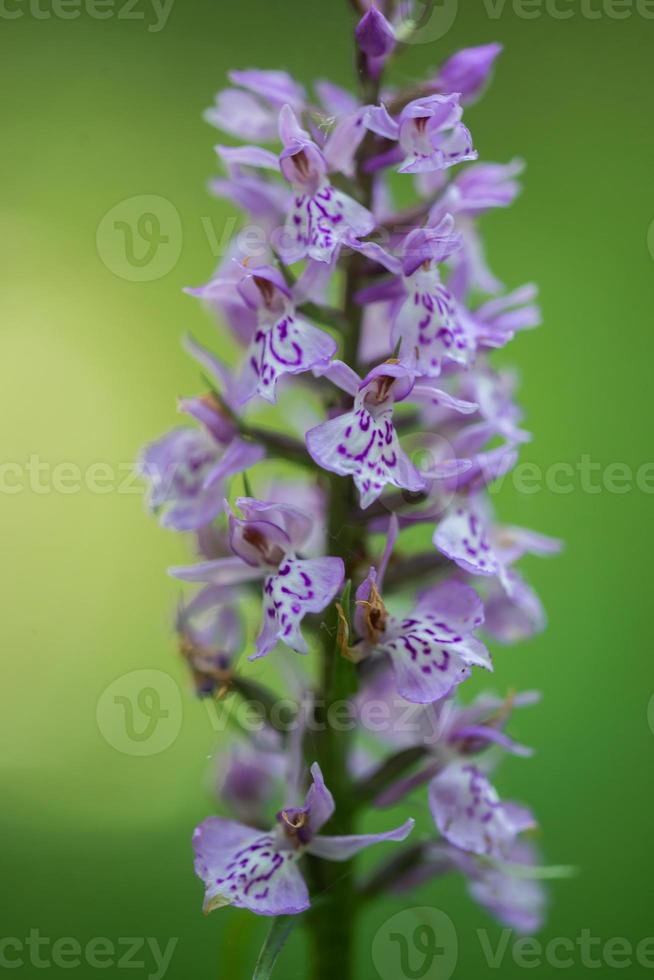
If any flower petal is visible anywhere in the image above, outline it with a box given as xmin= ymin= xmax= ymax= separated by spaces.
xmin=254 ymin=556 xmax=345 ymax=659
xmin=429 ymin=764 xmax=535 ymax=859
xmin=307 ymin=818 xmax=415 ymax=861
xmin=193 ymin=818 xmax=309 ymax=916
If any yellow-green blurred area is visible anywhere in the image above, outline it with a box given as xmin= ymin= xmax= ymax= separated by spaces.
xmin=1 ymin=0 xmax=653 ymax=977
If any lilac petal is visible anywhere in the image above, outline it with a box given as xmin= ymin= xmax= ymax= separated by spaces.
xmin=392 ymin=274 xmax=471 ymax=377
xmin=315 ymin=79 xmax=360 ymax=118
xmin=323 ymin=110 xmax=367 ymax=178
xmin=229 ymin=69 xmax=306 ymax=110
xmin=381 ymin=614 xmax=491 ymax=704
xmin=312 ymin=358 xmax=361 ymax=396
xmin=215 ymin=144 xmax=280 ymax=172
xmin=433 ymin=505 xmax=510 ymax=590
xmin=203 ymin=438 xmax=264 ymax=491
xmin=454 ymin=158 xmax=524 ymax=214
xmin=364 ymin=104 xmax=399 ymax=141
xmin=484 ymin=571 xmax=546 ymax=644
xmin=469 ymin=855 xmax=547 ymax=934
xmin=413 ymin=580 xmax=485 ymax=631
xmin=178 ymin=394 xmax=234 ymax=445
xmin=229 ymin=516 xmax=292 ymax=569
xmin=411 ymin=385 xmax=478 ymax=414
xmin=235 ymin=313 xmax=337 ymax=405
xmin=235 ymin=497 xmax=315 ymax=552
xmin=437 ymin=43 xmax=503 ymax=103
xmin=306 ymin=818 xmax=414 ymax=861
xmin=279 ymin=183 xmax=375 ymax=265
xmin=193 ymin=817 xmax=308 ymax=916
xmin=139 ymin=428 xmax=227 ymax=532
xmin=254 ymin=556 xmax=345 ymax=659
xmin=356 ymin=6 xmax=396 ymax=59
xmin=429 ymin=764 xmax=535 ymax=859
xmin=304 ymin=762 xmax=335 ymax=835
xmin=205 ymin=89 xmax=278 ymax=142
xmin=347 ymin=236 xmax=403 ymax=275
xmin=169 ymin=556 xmax=264 ymax=586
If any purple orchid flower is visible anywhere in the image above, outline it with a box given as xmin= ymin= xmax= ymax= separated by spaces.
xmin=429 ymin=762 xmax=536 ymax=859
xmin=176 ymin=585 xmax=244 ymax=696
xmin=170 ymin=497 xmax=344 ymax=659
xmin=277 ymin=105 xmax=375 ymax=263
xmin=187 ymin=263 xmax=337 ymax=404
xmin=393 ymin=216 xmax=474 ymax=377
xmin=392 ymin=838 xmax=546 ymax=934
xmin=193 ymin=762 xmax=414 ymax=915
xmin=306 ymin=359 xmax=476 ymax=508
xmin=364 ymin=93 xmax=477 ymax=175
xmin=434 ymin=502 xmax=561 ymax=597
xmin=214 ymin=737 xmax=286 ymax=826
xmin=354 ymin=517 xmax=491 ymax=703
xmin=138 ymin=414 xmax=263 ymax=532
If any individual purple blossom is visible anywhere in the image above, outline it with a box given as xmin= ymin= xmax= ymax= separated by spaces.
xmin=392 ymin=839 xmax=546 ymax=934
xmin=434 ymin=43 xmax=503 ymax=104
xmin=277 ymin=105 xmax=375 ymax=263
xmin=364 ymin=93 xmax=477 ymax=174
xmin=355 ymin=542 xmax=492 ymax=704
xmin=138 ymin=420 xmax=263 ymax=532
xmin=307 ymin=359 xmax=476 ymax=508
xmin=392 ymin=217 xmax=473 ymax=377
xmin=193 ymin=762 xmax=414 ymax=915
xmin=214 ymin=737 xmax=286 ymax=826
xmin=429 ymin=762 xmax=536 ymax=859
xmin=170 ymin=497 xmax=344 ymax=659
xmin=365 ymin=688 xmax=540 ymax=809
xmin=465 ymin=839 xmax=547 ymax=933
xmin=176 ymin=585 xmax=244 ymax=695
xmin=233 ymin=264 xmax=337 ymax=404
xmin=483 ymin=570 xmax=547 ymax=644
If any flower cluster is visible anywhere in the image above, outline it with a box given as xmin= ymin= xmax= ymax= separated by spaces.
xmin=139 ymin=3 xmax=560 ymax=964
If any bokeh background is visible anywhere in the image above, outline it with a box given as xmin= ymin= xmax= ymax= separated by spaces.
xmin=2 ymin=1 xmax=653 ymax=977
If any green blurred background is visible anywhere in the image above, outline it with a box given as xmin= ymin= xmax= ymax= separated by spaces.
xmin=2 ymin=0 xmax=653 ymax=977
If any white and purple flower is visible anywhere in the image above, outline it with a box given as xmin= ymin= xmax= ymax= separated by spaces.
xmin=194 ymin=762 xmax=414 ymax=915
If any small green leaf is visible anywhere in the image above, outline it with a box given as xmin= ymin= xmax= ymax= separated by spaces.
xmin=242 ymin=471 xmax=253 ymax=498
xmin=252 ymin=915 xmax=295 ymax=980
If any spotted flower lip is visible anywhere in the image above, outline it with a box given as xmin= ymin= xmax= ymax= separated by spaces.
xmin=355 ymin=518 xmax=491 ymax=704
xmin=428 ymin=763 xmax=536 ymax=859
xmin=193 ymin=762 xmax=414 ymax=916
xmin=307 ymin=357 xmax=476 ymax=509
